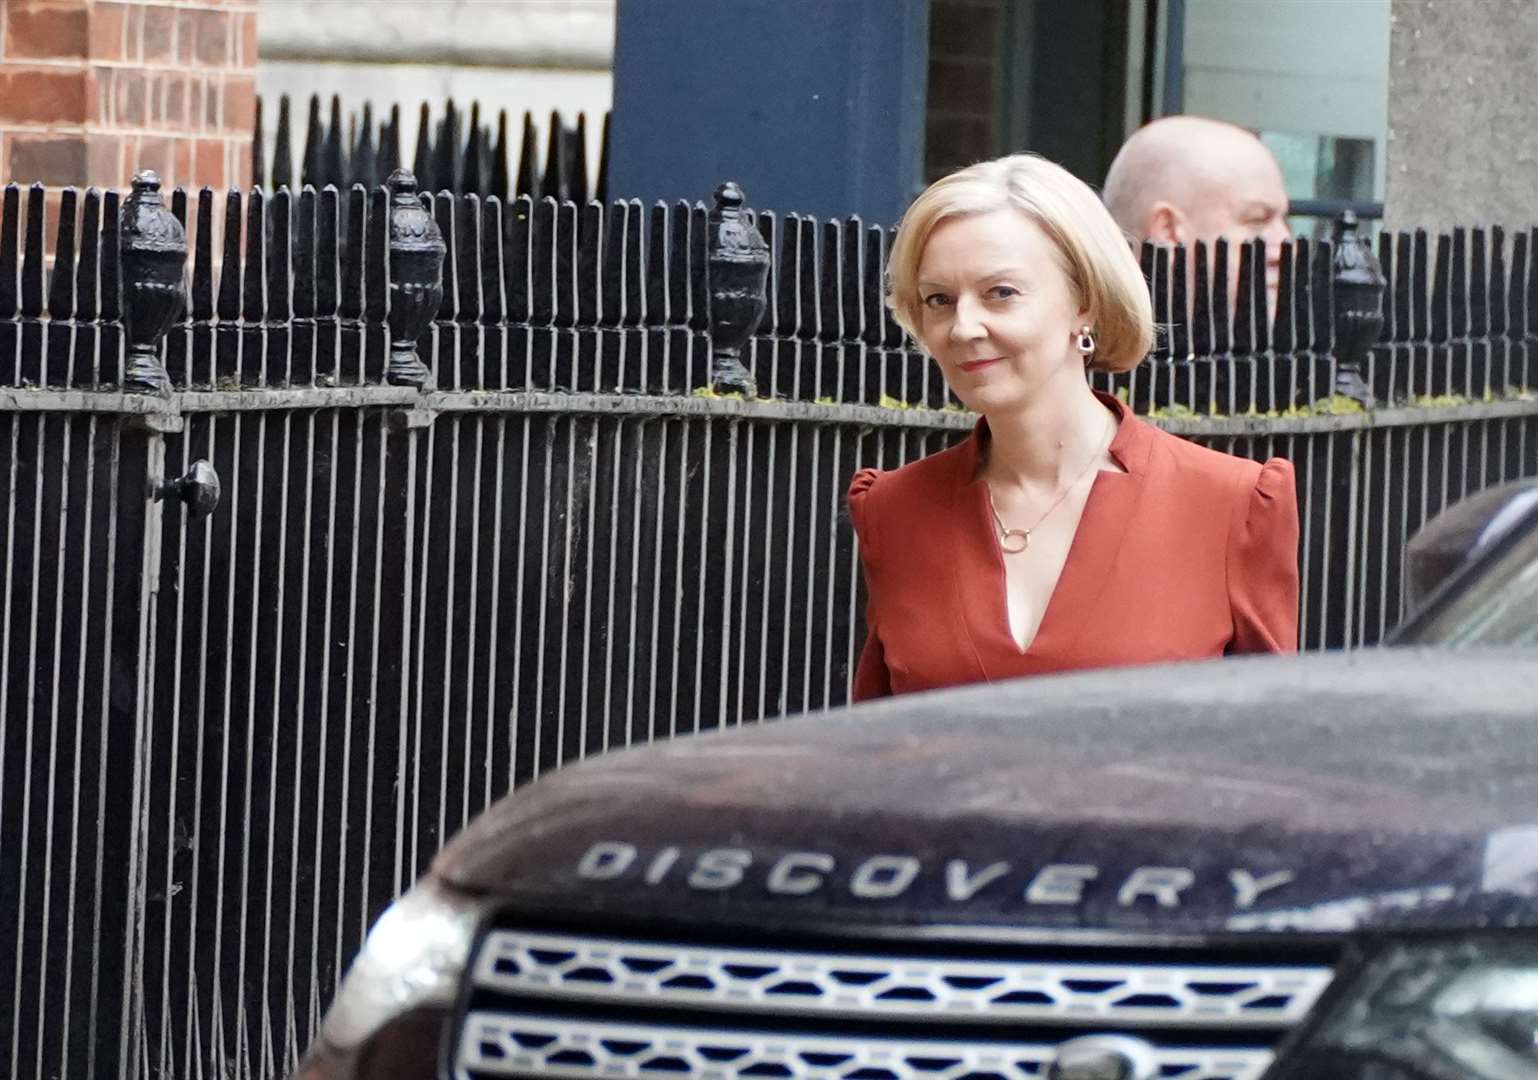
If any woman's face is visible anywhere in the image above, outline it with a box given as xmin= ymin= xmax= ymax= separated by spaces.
xmin=915 ymin=209 xmax=1088 ymax=416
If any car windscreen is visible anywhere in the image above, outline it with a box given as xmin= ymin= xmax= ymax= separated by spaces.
xmin=1391 ymin=496 xmax=1538 ymax=647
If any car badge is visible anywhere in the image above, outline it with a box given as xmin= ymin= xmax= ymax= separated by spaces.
xmin=1047 ymin=1034 xmax=1159 ymax=1080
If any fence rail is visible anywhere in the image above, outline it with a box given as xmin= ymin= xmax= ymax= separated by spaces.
xmin=2 ymin=168 xmax=1537 ymax=1080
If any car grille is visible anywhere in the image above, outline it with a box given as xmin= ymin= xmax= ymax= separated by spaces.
xmin=452 ymin=926 xmax=1337 ymax=1080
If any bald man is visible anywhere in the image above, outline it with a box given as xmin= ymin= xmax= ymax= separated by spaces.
xmin=1103 ymin=116 xmax=1291 ymax=318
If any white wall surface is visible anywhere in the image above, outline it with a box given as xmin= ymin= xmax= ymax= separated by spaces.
xmin=259 ymin=0 xmax=614 ymax=69
xmin=1386 ymin=0 xmax=1538 ymax=229
xmin=256 ymin=1 xmax=614 ymax=175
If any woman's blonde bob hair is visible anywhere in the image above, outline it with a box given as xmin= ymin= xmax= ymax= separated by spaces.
xmin=887 ymin=153 xmax=1153 ymax=373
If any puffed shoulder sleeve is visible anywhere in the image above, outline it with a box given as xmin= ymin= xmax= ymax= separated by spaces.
xmin=1227 ymin=457 xmax=1300 ymax=654
xmin=847 ymin=467 xmax=881 ymax=563
xmin=847 ymin=468 xmax=891 ymax=701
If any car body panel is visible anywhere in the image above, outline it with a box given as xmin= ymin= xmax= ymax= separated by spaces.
xmin=432 ymin=647 xmax=1538 ymax=938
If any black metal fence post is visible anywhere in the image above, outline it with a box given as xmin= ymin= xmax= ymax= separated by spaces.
xmin=706 ymin=182 xmax=769 ymax=395
xmin=1332 ymin=210 xmax=1387 ymax=406
xmin=384 ymin=170 xmax=446 ymax=390
xmin=119 ymin=172 xmax=186 ymax=396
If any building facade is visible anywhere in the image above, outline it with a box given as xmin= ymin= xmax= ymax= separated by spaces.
xmin=0 ymin=0 xmax=258 ymax=192
xmin=3 ymin=0 xmax=1532 ymax=232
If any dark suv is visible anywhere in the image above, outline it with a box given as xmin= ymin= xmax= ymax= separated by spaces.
xmin=295 ymin=483 xmax=1538 ymax=1080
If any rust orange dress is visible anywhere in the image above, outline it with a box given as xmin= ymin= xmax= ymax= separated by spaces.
xmin=848 ymin=394 xmax=1300 ymax=701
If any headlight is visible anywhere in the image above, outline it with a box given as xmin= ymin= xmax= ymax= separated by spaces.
xmin=1273 ymin=937 xmax=1538 ymax=1079
xmin=317 ymin=876 xmax=492 ymax=1052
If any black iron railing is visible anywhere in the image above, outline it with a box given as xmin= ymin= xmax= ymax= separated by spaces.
xmin=253 ymin=93 xmax=609 ymax=204
xmin=2 ymin=167 xmax=1537 ymax=1080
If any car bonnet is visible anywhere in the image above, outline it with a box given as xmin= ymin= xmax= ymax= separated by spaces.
xmin=433 ymin=648 xmax=1538 ymax=937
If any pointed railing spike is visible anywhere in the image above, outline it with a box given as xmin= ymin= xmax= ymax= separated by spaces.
xmin=517 ymin=112 xmax=539 ymax=198
xmin=252 ymin=95 xmax=266 ymax=189
xmin=272 ymin=93 xmax=294 ymax=189
xmin=301 ymin=93 xmax=323 ymax=188
xmin=491 ymin=110 xmax=511 ymax=204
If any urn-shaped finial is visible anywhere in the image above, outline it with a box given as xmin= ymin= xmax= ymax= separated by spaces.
xmin=1331 ymin=210 xmax=1385 ymax=406
xmin=119 ymin=170 xmax=187 ymax=396
xmin=384 ymin=168 xmax=445 ymax=390
xmin=706 ymin=180 xmax=770 ymax=395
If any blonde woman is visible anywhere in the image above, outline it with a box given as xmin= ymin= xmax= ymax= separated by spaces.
xmin=849 ymin=154 xmax=1299 ymax=701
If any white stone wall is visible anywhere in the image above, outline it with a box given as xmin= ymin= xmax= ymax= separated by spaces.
xmin=1386 ymin=0 xmax=1538 ymax=231
xmin=256 ymin=0 xmax=613 ymax=173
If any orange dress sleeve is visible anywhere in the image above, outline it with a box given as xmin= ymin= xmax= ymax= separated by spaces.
xmin=847 ymin=468 xmax=892 ymax=701
xmin=1227 ymin=457 xmax=1301 ymax=653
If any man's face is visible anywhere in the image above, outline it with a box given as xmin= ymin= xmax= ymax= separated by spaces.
xmin=1181 ymin=142 xmax=1291 ymax=319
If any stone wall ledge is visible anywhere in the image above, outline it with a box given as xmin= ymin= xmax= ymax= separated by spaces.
xmin=258 ymin=0 xmax=615 ymax=71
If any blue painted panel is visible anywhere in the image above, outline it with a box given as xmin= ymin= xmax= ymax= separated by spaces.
xmin=611 ymin=0 xmax=928 ymax=225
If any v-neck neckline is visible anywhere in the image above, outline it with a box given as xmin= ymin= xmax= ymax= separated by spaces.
xmin=952 ymin=392 xmax=1150 ymax=670
xmin=982 ymin=467 xmax=1113 ymax=655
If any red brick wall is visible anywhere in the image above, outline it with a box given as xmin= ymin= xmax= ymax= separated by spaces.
xmin=925 ymin=0 xmax=1005 ymax=184
xmin=1 ymin=0 xmax=258 ymax=191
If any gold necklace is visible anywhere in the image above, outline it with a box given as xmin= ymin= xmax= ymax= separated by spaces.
xmin=986 ymin=421 xmax=1116 ymax=555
